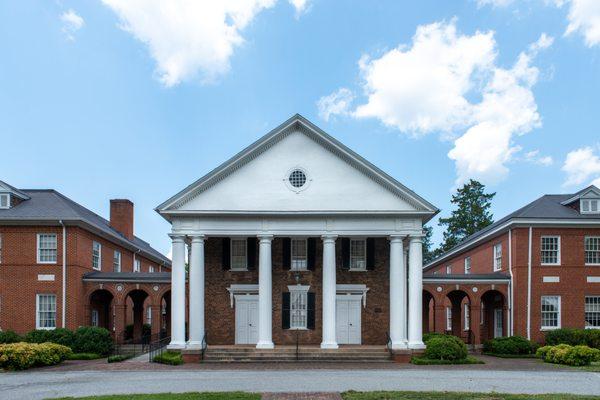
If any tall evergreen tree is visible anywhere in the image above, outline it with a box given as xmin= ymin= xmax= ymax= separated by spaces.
xmin=438 ymin=179 xmax=496 ymax=252
xmin=422 ymin=225 xmax=438 ymax=264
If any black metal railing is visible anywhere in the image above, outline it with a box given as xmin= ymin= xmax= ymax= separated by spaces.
xmin=112 ymin=331 xmax=163 ymax=359
xmin=149 ymin=336 xmax=171 ymax=362
xmin=200 ymin=332 xmax=208 ymax=361
xmin=385 ymin=331 xmax=393 ymax=357
xmin=295 ymin=329 xmax=300 ymax=361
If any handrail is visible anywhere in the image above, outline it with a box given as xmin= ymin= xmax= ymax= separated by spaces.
xmin=148 ymin=336 xmax=171 ymax=362
xmin=385 ymin=331 xmax=393 ymax=357
xmin=295 ymin=329 xmax=300 ymax=361
xmin=201 ymin=332 xmax=208 ymax=361
xmin=113 ymin=331 xmax=164 ymax=358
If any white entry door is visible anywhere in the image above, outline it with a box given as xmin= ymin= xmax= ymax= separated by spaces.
xmin=494 ymin=308 xmax=503 ymax=338
xmin=235 ymin=296 xmax=259 ymax=345
xmin=336 ymin=297 xmax=361 ymax=344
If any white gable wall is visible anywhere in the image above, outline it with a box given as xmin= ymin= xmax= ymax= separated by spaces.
xmin=179 ymin=130 xmax=415 ymax=213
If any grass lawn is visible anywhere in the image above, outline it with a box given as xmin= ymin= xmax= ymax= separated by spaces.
xmin=481 ymin=353 xmax=538 ymax=359
xmin=410 ymin=355 xmax=483 ymax=365
xmin=341 ymin=391 xmax=600 ymax=400
xmin=576 ymin=362 xmax=600 ymax=372
xmin=54 ymin=393 xmax=259 ymax=400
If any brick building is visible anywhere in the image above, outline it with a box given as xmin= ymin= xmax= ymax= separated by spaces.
xmin=0 ymin=181 xmax=171 ymax=340
xmin=424 ymin=185 xmax=600 ymax=344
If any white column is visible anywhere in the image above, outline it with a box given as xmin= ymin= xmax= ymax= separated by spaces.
xmin=168 ymin=234 xmax=186 ymax=349
xmin=321 ymin=234 xmax=338 ymax=349
xmin=389 ymin=235 xmax=408 ymax=349
xmin=256 ymin=235 xmax=274 ymax=349
xmin=408 ymin=235 xmax=425 ymax=349
xmin=187 ymin=235 xmax=205 ymax=349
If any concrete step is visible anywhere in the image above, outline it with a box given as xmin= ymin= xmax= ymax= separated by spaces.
xmin=202 ymin=347 xmax=392 ymax=363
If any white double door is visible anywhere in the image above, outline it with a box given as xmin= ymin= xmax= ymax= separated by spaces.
xmin=235 ymin=296 xmax=259 ymax=345
xmin=336 ymin=296 xmax=362 ymax=345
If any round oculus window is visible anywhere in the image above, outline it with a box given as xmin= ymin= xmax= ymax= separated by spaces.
xmin=288 ymin=169 xmax=307 ymax=188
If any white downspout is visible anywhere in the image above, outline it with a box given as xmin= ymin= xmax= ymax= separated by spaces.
xmin=527 ymin=226 xmax=533 ymax=340
xmin=508 ymin=229 xmax=514 ymax=336
xmin=59 ymin=220 xmax=67 ymax=329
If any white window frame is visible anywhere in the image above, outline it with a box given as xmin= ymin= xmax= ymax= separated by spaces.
xmin=480 ymin=301 xmax=485 ymax=325
xmin=446 ymin=265 xmax=452 ymax=274
xmin=464 ymin=257 xmax=471 ymax=274
xmin=541 ymin=295 xmax=561 ymax=330
xmin=134 ymin=259 xmax=141 ymax=273
xmin=350 ymin=238 xmax=367 ymax=271
xmin=230 ymin=238 xmax=248 ymax=271
xmin=291 ymin=238 xmax=308 ymax=271
xmin=113 ymin=250 xmax=121 ymax=272
xmin=585 ymin=237 xmax=600 ymax=266
xmin=92 ymin=241 xmax=101 ymax=270
xmin=149 ymin=265 xmax=155 ymax=273
xmin=146 ymin=306 xmax=152 ymax=325
xmin=36 ymin=294 xmax=56 ymax=330
xmin=541 ymin=236 xmax=561 ymax=265
xmin=493 ymin=243 xmax=502 ymax=272
xmin=37 ymin=233 xmax=57 ymax=264
xmin=446 ymin=307 xmax=452 ymax=331
xmin=581 ymin=199 xmax=600 ymax=214
xmin=0 ymin=193 xmax=9 ymax=209
xmin=585 ymin=296 xmax=600 ymax=329
xmin=91 ymin=309 xmax=99 ymax=327
xmin=289 ymin=285 xmax=309 ymax=330
xmin=464 ymin=303 xmax=470 ymax=331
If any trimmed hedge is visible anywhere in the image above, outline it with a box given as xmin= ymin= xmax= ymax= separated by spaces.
xmin=483 ymin=336 xmax=538 ymax=355
xmin=107 ymin=354 xmax=131 ymax=363
xmin=70 ymin=327 xmax=113 ymax=355
xmin=537 ymin=344 xmax=600 ymax=366
xmin=0 ymin=330 xmax=22 ymax=344
xmin=67 ymin=353 xmax=104 ymax=360
xmin=545 ymin=328 xmax=600 ymax=349
xmin=423 ymin=335 xmax=468 ymax=361
xmin=153 ymin=351 xmax=183 ymax=365
xmin=25 ymin=328 xmax=75 ymax=347
xmin=0 ymin=342 xmax=72 ymax=370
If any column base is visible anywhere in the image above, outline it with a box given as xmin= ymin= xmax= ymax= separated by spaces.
xmin=186 ymin=341 xmax=203 ymax=350
xmin=167 ymin=341 xmax=186 ymax=350
xmin=320 ymin=342 xmax=339 ymax=349
xmin=256 ymin=341 xmax=275 ymax=349
xmin=390 ymin=340 xmax=409 ymax=350
xmin=407 ymin=340 xmax=426 ymax=350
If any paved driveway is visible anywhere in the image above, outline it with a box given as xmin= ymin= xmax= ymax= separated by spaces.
xmin=1 ymin=368 xmax=599 ymax=399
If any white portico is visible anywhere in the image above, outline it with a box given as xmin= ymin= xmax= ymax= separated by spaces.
xmin=156 ymin=115 xmax=438 ymax=352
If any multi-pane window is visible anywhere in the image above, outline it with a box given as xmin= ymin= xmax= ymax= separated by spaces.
xmin=146 ymin=306 xmax=152 ymax=325
xmin=480 ymin=302 xmax=485 ymax=325
xmin=585 ymin=237 xmax=600 ymax=265
xmin=134 ymin=259 xmax=141 ymax=273
xmin=36 ymin=294 xmax=56 ymax=329
xmin=446 ymin=265 xmax=452 ymax=274
xmin=37 ymin=234 xmax=57 ymax=263
xmin=446 ymin=307 xmax=452 ymax=331
xmin=350 ymin=239 xmax=366 ymax=270
xmin=231 ymin=239 xmax=247 ymax=270
xmin=290 ymin=290 xmax=308 ymax=329
xmin=113 ymin=251 xmax=121 ymax=272
xmin=91 ymin=309 xmax=99 ymax=327
xmin=541 ymin=296 xmax=561 ymax=329
xmin=585 ymin=296 xmax=600 ymax=329
xmin=92 ymin=241 xmax=101 ymax=270
xmin=493 ymin=243 xmax=502 ymax=271
xmin=464 ymin=257 xmax=471 ymax=274
xmin=149 ymin=265 xmax=155 ymax=273
xmin=291 ymin=239 xmax=307 ymax=270
xmin=581 ymin=199 xmax=600 ymax=214
xmin=464 ymin=304 xmax=470 ymax=330
xmin=0 ymin=193 xmax=9 ymax=209
xmin=541 ymin=236 xmax=560 ymax=265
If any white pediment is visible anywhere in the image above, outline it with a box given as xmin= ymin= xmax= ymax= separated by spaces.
xmin=158 ymin=115 xmax=437 ymax=216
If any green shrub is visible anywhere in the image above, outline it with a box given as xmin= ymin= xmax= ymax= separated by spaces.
xmin=107 ymin=354 xmax=131 ymax=363
xmin=71 ymin=327 xmax=113 ymax=355
xmin=483 ymin=336 xmax=537 ymax=355
xmin=423 ymin=332 xmax=446 ymax=344
xmin=540 ymin=344 xmax=600 ymax=366
xmin=67 ymin=353 xmax=103 ymax=360
xmin=0 ymin=330 xmax=22 ymax=344
xmin=24 ymin=328 xmax=75 ymax=348
xmin=536 ymin=345 xmax=552 ymax=359
xmin=545 ymin=344 xmax=572 ymax=364
xmin=545 ymin=328 xmax=600 ymax=349
xmin=423 ymin=335 xmax=468 ymax=361
xmin=0 ymin=342 xmax=72 ymax=370
xmin=153 ymin=351 xmax=183 ymax=365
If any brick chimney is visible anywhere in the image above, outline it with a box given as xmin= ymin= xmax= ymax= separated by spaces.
xmin=110 ymin=199 xmax=134 ymax=240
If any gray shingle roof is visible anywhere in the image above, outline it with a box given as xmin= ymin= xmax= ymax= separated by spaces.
xmin=423 ymin=273 xmax=510 ymax=281
xmin=83 ymin=271 xmax=171 ymax=283
xmin=0 ymin=189 xmax=170 ymax=266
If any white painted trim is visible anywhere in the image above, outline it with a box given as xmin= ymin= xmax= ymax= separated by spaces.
xmin=37 ymin=233 xmax=58 ymax=264
xmin=508 ymin=229 xmax=514 ymax=336
xmin=540 ymin=295 xmax=561 ymax=330
xmin=92 ymin=241 xmax=102 ymax=271
xmin=584 ymin=236 xmax=600 ymax=266
xmin=587 ymin=276 xmax=600 ymax=283
xmin=493 ymin=243 xmax=502 ymax=272
xmin=540 ymin=235 xmax=561 ymax=266
xmin=423 ymin=278 xmax=510 ymax=284
xmin=226 ymin=284 xmax=259 ymax=308
xmin=36 ymin=293 xmax=57 ymax=330
xmin=336 ymin=284 xmax=369 ymax=307
xmin=0 ymin=193 xmax=9 ymax=209
xmin=60 ymin=222 xmax=66 ymax=329
xmin=527 ymin=226 xmax=532 ymax=340
xmin=543 ymin=276 xmax=560 ymax=283
xmin=37 ymin=274 xmax=55 ymax=281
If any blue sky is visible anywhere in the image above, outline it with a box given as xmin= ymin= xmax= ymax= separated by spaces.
xmin=1 ymin=0 xmax=600 ymax=255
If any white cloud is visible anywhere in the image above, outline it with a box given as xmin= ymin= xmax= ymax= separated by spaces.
xmin=101 ymin=0 xmax=277 ymax=87
xmin=524 ymin=150 xmax=554 ymax=166
xmin=561 ymin=0 xmax=600 ymax=47
xmin=289 ymin=0 xmax=310 ymax=16
xmin=60 ymin=9 xmax=84 ymax=41
xmin=562 ymin=146 xmax=600 ymax=187
xmin=319 ymin=20 xmax=551 ymax=185
xmin=476 ymin=0 xmax=515 ymax=8
xmin=317 ymin=88 xmax=354 ymax=121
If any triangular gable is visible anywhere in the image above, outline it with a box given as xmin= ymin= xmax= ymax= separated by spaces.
xmin=560 ymin=185 xmax=600 ymax=205
xmin=156 ymin=114 xmax=438 ymax=216
xmin=0 ymin=180 xmax=30 ymax=200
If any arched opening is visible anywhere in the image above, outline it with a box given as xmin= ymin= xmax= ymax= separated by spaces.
xmin=124 ymin=289 xmax=150 ymax=343
xmin=422 ymin=290 xmax=435 ymax=333
xmin=161 ymin=290 xmax=171 ymax=339
xmin=445 ymin=290 xmax=472 ymax=343
xmin=89 ymin=289 xmax=114 ymax=331
xmin=480 ymin=290 xmax=506 ymax=342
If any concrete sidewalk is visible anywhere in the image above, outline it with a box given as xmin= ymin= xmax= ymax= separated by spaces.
xmin=1 ymin=368 xmax=599 ymax=399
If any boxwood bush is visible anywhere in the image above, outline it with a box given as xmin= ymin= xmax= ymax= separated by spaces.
xmin=0 ymin=330 xmax=22 ymax=344
xmin=25 ymin=328 xmax=75 ymax=348
xmin=70 ymin=327 xmax=113 ymax=355
xmin=423 ymin=332 xmax=447 ymax=344
xmin=483 ymin=336 xmax=538 ymax=355
xmin=0 ymin=342 xmax=72 ymax=370
xmin=153 ymin=351 xmax=183 ymax=365
xmin=423 ymin=335 xmax=468 ymax=361
xmin=545 ymin=328 xmax=600 ymax=349
xmin=537 ymin=344 xmax=600 ymax=366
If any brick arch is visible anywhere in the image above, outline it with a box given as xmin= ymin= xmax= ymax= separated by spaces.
xmin=84 ymin=284 xmax=118 ymax=305
xmin=154 ymin=285 xmax=172 ymax=305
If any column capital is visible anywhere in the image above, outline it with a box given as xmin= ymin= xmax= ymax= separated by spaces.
xmin=189 ymin=234 xmax=205 ymax=243
xmin=389 ymin=235 xmax=406 ymax=243
xmin=169 ymin=234 xmax=186 ymax=243
xmin=321 ymin=234 xmax=338 ymax=243
xmin=409 ymin=234 xmax=425 ymax=243
xmin=257 ymin=234 xmax=273 ymax=242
